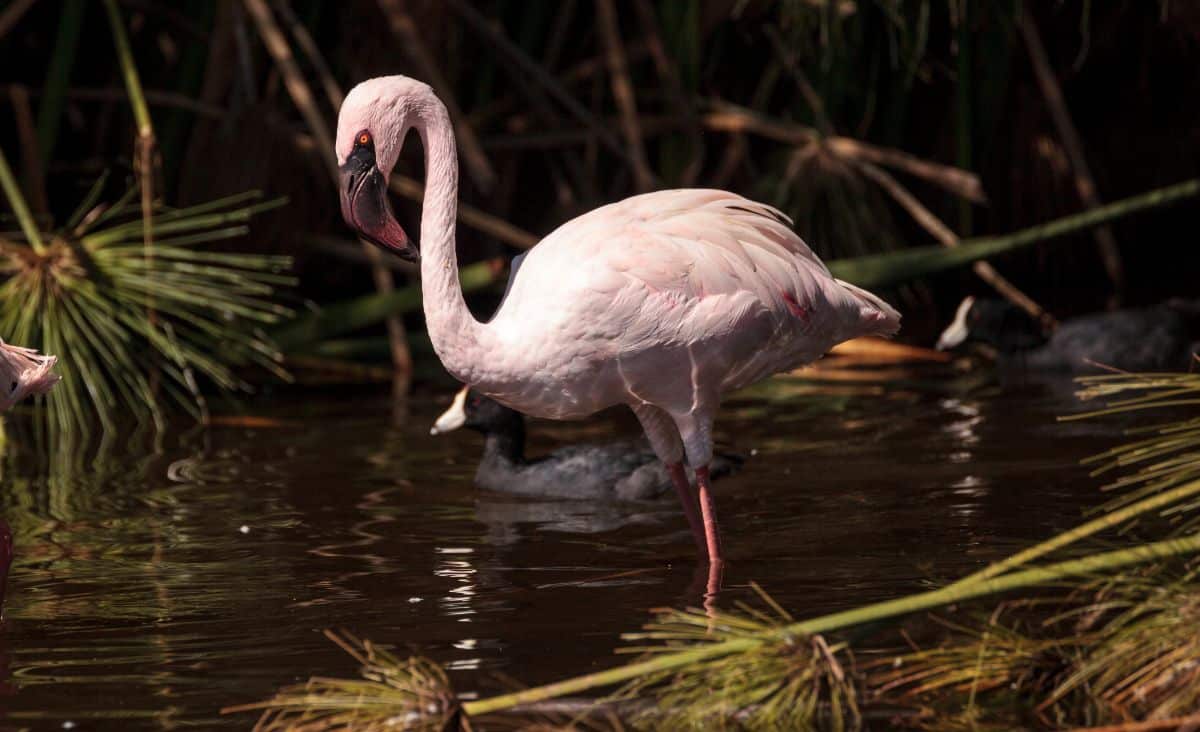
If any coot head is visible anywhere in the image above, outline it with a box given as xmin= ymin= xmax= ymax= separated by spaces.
xmin=936 ymin=297 xmax=1047 ymax=353
xmin=430 ymin=386 xmax=522 ymax=436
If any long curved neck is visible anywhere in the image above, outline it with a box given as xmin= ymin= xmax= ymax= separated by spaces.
xmin=410 ymin=93 xmax=486 ymax=383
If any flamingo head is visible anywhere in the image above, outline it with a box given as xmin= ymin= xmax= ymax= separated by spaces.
xmin=335 ymin=77 xmax=424 ymax=262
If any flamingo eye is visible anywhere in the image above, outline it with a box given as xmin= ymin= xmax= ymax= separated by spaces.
xmin=356 ymin=131 xmax=371 ymax=147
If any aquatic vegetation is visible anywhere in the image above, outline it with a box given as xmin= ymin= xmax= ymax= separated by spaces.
xmin=865 ymin=372 xmax=1200 ymax=728
xmin=869 ymin=617 xmax=1071 ymax=703
xmin=1069 ymin=371 xmax=1200 ymax=520
xmin=228 ymin=630 xmax=463 ymax=732
xmin=0 ymin=1 xmax=294 ymax=435
xmin=0 ymin=160 xmax=292 ymax=433
xmin=616 ymin=586 xmax=860 ymax=731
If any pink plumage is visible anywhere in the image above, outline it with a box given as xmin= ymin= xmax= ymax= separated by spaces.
xmin=335 ymin=76 xmax=901 ymax=588
xmin=0 ymin=339 xmax=59 ymax=412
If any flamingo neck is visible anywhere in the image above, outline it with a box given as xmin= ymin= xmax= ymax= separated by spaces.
xmin=411 ymin=94 xmax=487 ymax=383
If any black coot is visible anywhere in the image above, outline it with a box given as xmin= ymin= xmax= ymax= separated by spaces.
xmin=936 ymin=297 xmax=1200 ymax=373
xmin=431 ymin=387 xmax=743 ymax=500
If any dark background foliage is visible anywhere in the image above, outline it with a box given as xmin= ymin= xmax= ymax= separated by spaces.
xmin=3 ymin=0 xmax=1198 ymax=381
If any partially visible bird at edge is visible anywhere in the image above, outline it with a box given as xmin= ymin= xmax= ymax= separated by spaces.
xmin=937 ymin=296 xmax=1200 ymax=374
xmin=335 ymin=76 xmax=901 ymax=597
xmin=0 ymin=339 xmax=60 ymax=412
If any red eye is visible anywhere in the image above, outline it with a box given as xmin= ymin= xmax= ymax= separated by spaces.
xmin=357 ymin=131 xmax=371 ymax=146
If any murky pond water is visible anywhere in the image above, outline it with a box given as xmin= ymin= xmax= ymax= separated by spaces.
xmin=0 ymin=377 xmax=1127 ymax=729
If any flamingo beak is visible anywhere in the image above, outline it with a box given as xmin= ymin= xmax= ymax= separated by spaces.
xmin=339 ymin=147 xmax=419 ymax=262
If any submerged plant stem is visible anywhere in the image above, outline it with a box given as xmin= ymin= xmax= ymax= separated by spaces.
xmin=461 ymin=533 xmax=1200 ymax=717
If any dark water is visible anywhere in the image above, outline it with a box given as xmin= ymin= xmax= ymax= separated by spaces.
xmin=0 ymin=379 xmax=1126 ymax=730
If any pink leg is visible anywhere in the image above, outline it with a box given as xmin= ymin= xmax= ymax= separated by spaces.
xmin=695 ymin=465 xmax=725 ymax=606
xmin=695 ymin=466 xmax=724 ymax=564
xmin=667 ymin=462 xmax=707 ymax=557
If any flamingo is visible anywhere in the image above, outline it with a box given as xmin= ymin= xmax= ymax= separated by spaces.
xmin=335 ymin=76 xmax=900 ymax=587
xmin=0 ymin=339 xmax=59 ymax=412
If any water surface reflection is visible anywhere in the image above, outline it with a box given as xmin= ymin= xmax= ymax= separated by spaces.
xmin=0 ymin=382 xmax=1120 ymax=728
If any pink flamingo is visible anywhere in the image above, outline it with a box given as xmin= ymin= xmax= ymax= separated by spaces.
xmin=335 ymin=77 xmax=900 ymax=588
xmin=0 ymin=339 xmax=59 ymax=412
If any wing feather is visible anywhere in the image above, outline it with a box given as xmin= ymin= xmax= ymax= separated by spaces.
xmin=494 ymin=189 xmax=899 ymax=395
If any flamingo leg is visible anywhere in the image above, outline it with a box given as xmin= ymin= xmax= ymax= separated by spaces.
xmin=667 ymin=462 xmax=707 ymax=556
xmin=631 ymin=404 xmax=711 ymax=558
xmin=695 ymin=465 xmax=725 ymax=607
xmin=695 ymin=466 xmax=724 ymax=564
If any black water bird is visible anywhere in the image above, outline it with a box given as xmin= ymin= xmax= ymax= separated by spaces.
xmin=431 ymin=387 xmax=744 ymax=501
xmin=936 ymin=297 xmax=1200 ymax=373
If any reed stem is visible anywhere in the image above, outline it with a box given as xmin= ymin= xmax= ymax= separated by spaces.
xmin=0 ymin=146 xmax=46 ymax=253
xmin=103 ymin=0 xmax=153 ymax=138
xmin=830 ymin=178 xmax=1200 ymax=289
xmin=103 ymin=0 xmax=158 ymax=336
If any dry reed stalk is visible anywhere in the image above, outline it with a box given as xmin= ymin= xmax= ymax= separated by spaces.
xmin=8 ymin=85 xmax=48 ymax=217
xmin=289 ymin=129 xmax=540 ymax=250
xmin=632 ymin=0 xmax=703 ymax=185
xmin=765 ymin=25 xmax=833 ymax=137
xmin=542 ymin=0 xmax=576 ymax=71
xmin=824 ymin=136 xmax=985 ymax=203
xmin=104 ymin=0 xmax=162 ymax=374
xmin=561 ymin=40 xmax=652 ymax=85
xmin=829 ymin=337 xmax=954 ymax=363
xmin=388 ymin=176 xmax=540 ymax=249
xmin=702 ymin=101 xmax=985 ymax=202
xmin=444 ymin=0 xmax=636 ymax=169
xmin=854 ymin=159 xmax=1055 ymax=327
xmin=242 ymin=0 xmax=412 ymax=388
xmin=596 ymin=0 xmax=655 ymax=192
xmin=0 ymin=0 xmax=35 ymax=40
xmin=283 ymin=355 xmax=395 ymax=385
xmin=269 ymin=0 xmax=343 ymax=110
xmin=375 ymin=0 xmax=496 ymax=192
xmin=794 ymin=365 xmax=927 ymax=382
xmin=1019 ymin=12 xmax=1125 ymax=304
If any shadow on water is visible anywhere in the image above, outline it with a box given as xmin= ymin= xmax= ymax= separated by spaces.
xmin=0 ymin=376 xmax=1131 ymax=729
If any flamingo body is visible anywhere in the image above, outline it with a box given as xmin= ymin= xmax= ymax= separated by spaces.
xmin=335 ymin=76 xmax=900 ymax=575
xmin=480 ymin=189 xmax=898 ymax=425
